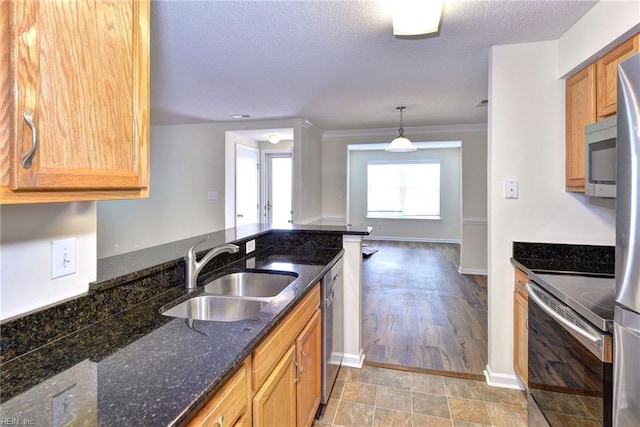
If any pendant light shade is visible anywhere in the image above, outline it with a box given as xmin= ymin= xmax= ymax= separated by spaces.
xmin=386 ymin=106 xmax=417 ymax=152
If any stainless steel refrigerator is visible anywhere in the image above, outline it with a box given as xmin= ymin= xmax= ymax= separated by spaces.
xmin=614 ymin=51 xmax=640 ymax=427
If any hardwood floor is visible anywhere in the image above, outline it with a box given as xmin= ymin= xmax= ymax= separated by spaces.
xmin=362 ymin=240 xmax=488 ymax=377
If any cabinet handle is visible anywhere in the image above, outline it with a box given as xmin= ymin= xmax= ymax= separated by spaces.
xmin=22 ymin=110 xmax=37 ymax=169
xmin=293 ymin=358 xmax=300 ymax=384
xmin=215 ymin=415 xmax=224 ymax=427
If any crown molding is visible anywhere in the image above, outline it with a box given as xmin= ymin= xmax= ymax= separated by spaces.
xmin=323 ymin=123 xmax=487 ymax=138
xmin=301 ymin=118 xmax=323 ymax=133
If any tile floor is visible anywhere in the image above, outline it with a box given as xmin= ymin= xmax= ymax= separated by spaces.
xmin=314 ymin=365 xmax=528 ymax=427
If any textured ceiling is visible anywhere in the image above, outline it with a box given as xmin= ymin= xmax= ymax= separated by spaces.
xmin=150 ymin=0 xmax=598 ymax=130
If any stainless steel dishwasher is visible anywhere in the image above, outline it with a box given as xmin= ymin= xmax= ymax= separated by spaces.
xmin=319 ymin=256 xmax=344 ymax=413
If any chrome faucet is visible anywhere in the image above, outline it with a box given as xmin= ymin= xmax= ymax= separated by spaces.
xmin=184 ymin=236 xmax=239 ymax=290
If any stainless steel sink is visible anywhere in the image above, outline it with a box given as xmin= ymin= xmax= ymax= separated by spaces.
xmin=204 ymin=271 xmax=297 ymax=299
xmin=161 ymin=296 xmax=267 ymax=322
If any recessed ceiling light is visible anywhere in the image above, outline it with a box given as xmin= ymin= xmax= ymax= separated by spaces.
xmin=231 ymin=114 xmax=251 ymax=119
xmin=475 ymin=99 xmax=489 ymax=108
xmin=267 ymin=135 xmax=280 ymax=144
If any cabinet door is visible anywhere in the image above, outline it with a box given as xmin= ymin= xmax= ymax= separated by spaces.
xmin=253 ymin=345 xmax=297 ymax=427
xmin=8 ymin=0 xmax=149 ymax=192
xmin=296 ymin=309 xmax=321 ymax=427
xmin=565 ymin=64 xmax=596 ymax=193
xmin=187 ymin=362 xmax=249 ymax=427
xmin=596 ymin=35 xmax=639 ymax=120
xmin=513 ymin=291 xmax=528 ymax=386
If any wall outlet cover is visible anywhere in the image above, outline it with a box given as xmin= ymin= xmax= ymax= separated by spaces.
xmin=51 ymin=238 xmax=76 ymax=279
xmin=246 ymin=239 xmax=256 ymax=254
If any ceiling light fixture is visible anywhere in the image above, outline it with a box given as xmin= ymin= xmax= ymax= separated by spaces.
xmin=392 ymin=0 xmax=444 ymax=36
xmin=267 ymin=134 xmax=280 ymax=144
xmin=386 ymin=106 xmax=417 ymax=152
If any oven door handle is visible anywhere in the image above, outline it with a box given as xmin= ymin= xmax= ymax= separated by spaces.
xmin=526 ymin=283 xmax=600 ymax=344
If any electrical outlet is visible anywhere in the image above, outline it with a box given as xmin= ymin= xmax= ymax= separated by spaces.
xmin=246 ymin=257 xmax=256 ymax=269
xmin=207 ymin=191 xmax=219 ymax=200
xmin=246 ymin=239 xmax=256 ymax=254
xmin=51 ymin=238 xmax=76 ymax=279
xmin=505 ymin=180 xmax=519 ymax=199
xmin=52 ymin=385 xmax=77 ymax=427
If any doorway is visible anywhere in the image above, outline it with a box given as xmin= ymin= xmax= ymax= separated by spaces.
xmin=225 ymin=128 xmax=294 ymax=228
xmin=264 ymin=152 xmax=292 ymax=226
xmin=235 ymin=144 xmax=260 ymax=226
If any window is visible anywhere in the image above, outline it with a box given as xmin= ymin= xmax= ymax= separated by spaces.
xmin=367 ymin=161 xmax=440 ymax=219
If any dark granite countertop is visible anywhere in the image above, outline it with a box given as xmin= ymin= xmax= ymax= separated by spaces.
xmin=0 ymin=247 xmax=344 ymax=426
xmin=94 ymin=224 xmax=370 ymax=291
xmin=511 ymin=241 xmax=615 ymax=277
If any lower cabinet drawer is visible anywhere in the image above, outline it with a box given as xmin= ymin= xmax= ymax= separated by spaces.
xmin=188 ymin=362 xmax=249 ymax=427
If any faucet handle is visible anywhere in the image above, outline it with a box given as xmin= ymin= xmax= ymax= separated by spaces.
xmin=185 ymin=235 xmax=210 ymax=259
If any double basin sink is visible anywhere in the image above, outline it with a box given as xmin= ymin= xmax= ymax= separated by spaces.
xmin=161 ymin=271 xmax=297 ymax=322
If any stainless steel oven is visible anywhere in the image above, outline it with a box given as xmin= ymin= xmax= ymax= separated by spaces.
xmin=527 ymin=274 xmax=614 ymax=427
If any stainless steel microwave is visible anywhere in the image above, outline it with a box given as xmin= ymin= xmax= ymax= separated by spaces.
xmin=585 ymin=115 xmax=616 ymax=198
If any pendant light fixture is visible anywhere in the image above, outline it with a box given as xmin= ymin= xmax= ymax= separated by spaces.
xmin=386 ymin=106 xmax=417 ymax=152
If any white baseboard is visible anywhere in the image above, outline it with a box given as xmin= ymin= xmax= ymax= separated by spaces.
xmin=483 ymin=364 xmax=525 ymax=390
xmin=364 ymin=236 xmax=461 ymax=244
xmin=320 ymin=216 xmax=347 ymax=225
xmin=342 ymin=350 xmax=365 ymax=369
xmin=298 ymin=215 xmax=323 ymax=225
xmin=458 ymin=267 xmax=488 ymax=276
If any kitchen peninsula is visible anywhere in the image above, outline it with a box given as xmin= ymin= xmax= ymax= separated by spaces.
xmin=0 ymin=225 xmax=370 ymax=426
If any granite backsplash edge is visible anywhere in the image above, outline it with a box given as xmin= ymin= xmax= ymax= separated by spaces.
xmin=0 ymin=230 xmax=344 ymax=365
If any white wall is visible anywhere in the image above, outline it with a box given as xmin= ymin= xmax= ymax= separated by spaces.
xmin=98 ymin=125 xmax=226 ymax=258
xmin=298 ymin=122 xmax=324 ymax=223
xmin=558 ymin=0 xmax=640 ymax=77
xmin=322 ymin=125 xmax=488 ymax=272
xmin=348 ymin=147 xmax=461 ymax=241
xmin=0 ymin=202 xmax=96 ymax=320
xmin=486 ymin=1 xmax=638 ymax=388
xmin=487 ymin=40 xmax=615 ymax=386
xmin=98 ymin=118 xmax=318 ymax=258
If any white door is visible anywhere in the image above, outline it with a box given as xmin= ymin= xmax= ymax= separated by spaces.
xmin=265 ymin=153 xmax=292 ymax=226
xmin=236 ymin=144 xmax=260 ymax=226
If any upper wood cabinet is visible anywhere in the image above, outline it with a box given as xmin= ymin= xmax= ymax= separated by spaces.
xmin=565 ymin=33 xmax=639 ymax=193
xmin=566 ymin=65 xmax=596 ymax=193
xmin=0 ymin=0 xmax=149 ymax=204
xmin=596 ymin=35 xmax=640 ymax=120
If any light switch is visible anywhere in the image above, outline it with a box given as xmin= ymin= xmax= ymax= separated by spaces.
xmin=52 ymin=238 xmax=76 ymax=279
xmin=505 ymin=180 xmax=519 ymax=199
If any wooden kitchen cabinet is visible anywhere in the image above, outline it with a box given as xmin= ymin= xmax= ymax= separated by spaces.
xmin=513 ymin=268 xmax=528 ymax=386
xmin=253 ymin=345 xmax=298 ymax=427
xmin=0 ymin=0 xmax=150 ymax=204
xmin=564 ymin=33 xmax=639 ymax=193
xmin=565 ymin=64 xmax=596 ymax=193
xmin=187 ymin=284 xmax=321 ymax=427
xmin=188 ymin=361 xmax=251 ymax=427
xmin=252 ymin=285 xmax=321 ymax=427
xmin=296 ymin=310 xmax=321 ymax=427
xmin=596 ymin=34 xmax=640 ymax=120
